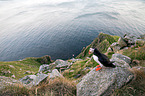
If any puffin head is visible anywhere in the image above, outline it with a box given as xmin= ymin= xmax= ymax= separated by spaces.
xmin=89 ymin=48 xmax=94 ymax=54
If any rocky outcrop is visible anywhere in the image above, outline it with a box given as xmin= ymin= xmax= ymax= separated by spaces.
xmin=48 ymin=69 xmax=63 ymax=79
xmin=35 ymin=55 xmax=52 ymax=64
xmin=19 ymin=73 xmax=48 ymax=87
xmin=118 ymin=37 xmax=127 ymax=48
xmin=38 ymin=64 xmax=51 ymax=73
xmin=55 ymin=59 xmax=72 ymax=69
xmin=77 ymin=54 xmax=134 ymax=96
xmin=110 ymin=42 xmax=121 ymax=52
xmin=111 ymin=53 xmax=131 ymax=64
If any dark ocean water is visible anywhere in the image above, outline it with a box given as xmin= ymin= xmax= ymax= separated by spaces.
xmin=0 ymin=0 xmax=145 ymax=61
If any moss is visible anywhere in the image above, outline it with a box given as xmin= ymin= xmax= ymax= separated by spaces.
xmin=96 ymin=39 xmax=110 ymax=53
xmin=122 ymin=45 xmax=145 ymax=60
xmin=98 ymin=33 xmax=120 ymax=44
xmin=0 ymin=57 xmax=43 ymax=79
xmin=76 ymin=33 xmax=120 ymax=59
xmin=107 ymin=52 xmax=115 ymax=59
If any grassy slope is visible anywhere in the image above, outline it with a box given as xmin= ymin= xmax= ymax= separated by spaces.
xmin=76 ymin=33 xmax=120 ymax=59
xmin=0 ymin=56 xmax=52 ymax=79
xmin=0 ymin=33 xmax=145 ymax=96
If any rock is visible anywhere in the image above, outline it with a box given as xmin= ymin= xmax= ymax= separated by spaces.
xmin=48 ymin=69 xmax=63 ymax=79
xmin=74 ymin=74 xmax=81 ymax=79
xmin=107 ymin=47 xmax=113 ymax=53
xmin=1 ymin=70 xmax=11 ymax=75
xmin=9 ymin=65 xmax=15 ymax=68
xmin=11 ymin=75 xmax=15 ymax=78
xmin=24 ymin=71 xmax=32 ymax=74
xmin=83 ymin=67 xmax=91 ymax=71
xmin=70 ymin=58 xmax=82 ymax=63
xmin=35 ymin=55 xmax=52 ymax=64
xmin=55 ymin=59 xmax=72 ymax=69
xmin=118 ymin=37 xmax=127 ymax=48
xmin=77 ymin=63 xmax=134 ymax=96
xmin=70 ymin=70 xmax=74 ymax=72
xmin=124 ymin=34 xmax=137 ymax=45
xmin=38 ymin=64 xmax=50 ymax=73
xmin=111 ymin=53 xmax=131 ymax=64
xmin=110 ymin=42 xmax=121 ymax=52
xmin=140 ymin=34 xmax=145 ymax=39
xmin=19 ymin=73 xmax=48 ymax=87
xmin=0 ymin=76 xmax=22 ymax=90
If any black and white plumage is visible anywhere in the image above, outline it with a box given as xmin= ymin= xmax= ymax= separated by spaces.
xmin=89 ymin=48 xmax=116 ymax=68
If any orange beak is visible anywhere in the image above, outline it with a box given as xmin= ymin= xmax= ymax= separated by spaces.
xmin=89 ymin=50 xmax=91 ymax=54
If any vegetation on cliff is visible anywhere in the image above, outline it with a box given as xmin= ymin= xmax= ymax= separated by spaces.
xmin=0 ymin=33 xmax=145 ymax=96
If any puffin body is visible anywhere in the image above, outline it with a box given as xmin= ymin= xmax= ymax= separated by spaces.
xmin=89 ymin=48 xmax=116 ymax=69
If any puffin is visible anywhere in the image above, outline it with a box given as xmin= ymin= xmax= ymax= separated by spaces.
xmin=89 ymin=48 xmax=116 ymax=71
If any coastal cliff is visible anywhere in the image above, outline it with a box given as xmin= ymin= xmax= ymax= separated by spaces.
xmin=0 ymin=33 xmax=145 ymax=96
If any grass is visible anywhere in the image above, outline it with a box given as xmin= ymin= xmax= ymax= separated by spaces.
xmin=0 ymin=77 xmax=76 ymax=96
xmin=112 ymin=67 xmax=145 ymax=96
xmin=122 ymin=45 xmax=145 ymax=60
xmin=63 ymin=58 xmax=99 ymax=79
xmin=0 ymin=56 xmax=52 ymax=79
xmin=0 ymin=84 xmax=30 ymax=96
xmin=76 ymin=33 xmax=120 ymax=59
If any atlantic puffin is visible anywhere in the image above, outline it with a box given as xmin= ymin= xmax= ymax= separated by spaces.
xmin=89 ymin=48 xmax=115 ymax=71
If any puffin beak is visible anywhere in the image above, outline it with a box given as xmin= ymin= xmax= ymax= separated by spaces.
xmin=89 ymin=50 xmax=91 ymax=54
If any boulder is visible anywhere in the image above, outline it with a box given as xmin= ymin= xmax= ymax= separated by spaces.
xmin=48 ymin=69 xmax=63 ymax=79
xmin=55 ymin=59 xmax=72 ymax=69
xmin=124 ymin=34 xmax=136 ymax=45
xmin=107 ymin=47 xmax=113 ymax=53
xmin=38 ymin=64 xmax=50 ymax=73
xmin=19 ymin=73 xmax=48 ymax=87
xmin=9 ymin=65 xmax=15 ymax=68
xmin=118 ymin=37 xmax=127 ymax=48
xmin=77 ymin=54 xmax=134 ymax=96
xmin=11 ymin=75 xmax=16 ymax=78
xmin=111 ymin=53 xmax=131 ymax=64
xmin=110 ymin=42 xmax=121 ymax=52
xmin=77 ymin=62 xmax=134 ymax=96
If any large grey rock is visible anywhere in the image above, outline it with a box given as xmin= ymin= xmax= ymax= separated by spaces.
xmin=110 ymin=42 xmax=121 ymax=52
xmin=38 ymin=64 xmax=50 ymax=73
xmin=107 ymin=47 xmax=113 ymax=53
xmin=19 ymin=73 xmax=48 ymax=87
xmin=48 ymin=69 xmax=63 ymax=79
xmin=77 ymin=63 xmax=134 ymax=96
xmin=111 ymin=53 xmax=131 ymax=64
xmin=55 ymin=59 xmax=72 ymax=69
xmin=118 ymin=37 xmax=127 ymax=48
xmin=77 ymin=54 xmax=134 ymax=96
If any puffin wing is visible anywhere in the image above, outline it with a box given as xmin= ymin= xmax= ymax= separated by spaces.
xmin=98 ymin=54 xmax=115 ymax=67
